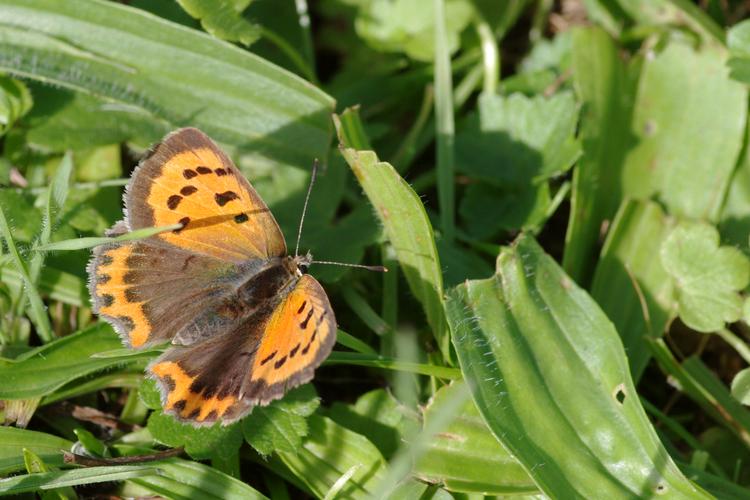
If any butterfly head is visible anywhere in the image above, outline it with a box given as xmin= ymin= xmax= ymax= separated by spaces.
xmin=292 ymin=251 xmax=313 ymax=275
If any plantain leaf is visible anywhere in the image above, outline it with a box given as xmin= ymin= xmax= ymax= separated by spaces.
xmin=415 ymin=381 xmax=538 ymax=495
xmin=447 ymin=234 xmax=710 ymax=498
xmin=0 ymin=0 xmax=334 ymax=169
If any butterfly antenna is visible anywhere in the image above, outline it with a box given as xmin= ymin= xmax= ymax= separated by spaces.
xmin=295 ymin=159 xmax=318 ymax=258
xmin=312 ymin=260 xmax=388 ymax=272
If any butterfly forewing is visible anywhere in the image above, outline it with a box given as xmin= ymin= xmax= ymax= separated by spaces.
xmin=126 ymin=128 xmax=286 ymax=262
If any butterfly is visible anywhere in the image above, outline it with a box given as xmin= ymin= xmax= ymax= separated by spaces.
xmin=87 ymin=128 xmax=337 ymax=426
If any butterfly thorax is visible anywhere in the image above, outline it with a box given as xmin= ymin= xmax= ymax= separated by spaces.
xmin=215 ymin=255 xmax=307 ymax=321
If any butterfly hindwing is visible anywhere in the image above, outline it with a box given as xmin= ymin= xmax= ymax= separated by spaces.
xmin=148 ymin=273 xmax=336 ymax=425
xmin=244 ymin=274 xmax=336 ymax=403
xmin=126 ymin=127 xmax=286 ymax=263
xmin=88 ymin=221 xmax=236 ymax=348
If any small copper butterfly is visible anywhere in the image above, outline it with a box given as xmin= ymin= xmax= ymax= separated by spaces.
xmin=87 ymin=128 xmax=336 ymax=426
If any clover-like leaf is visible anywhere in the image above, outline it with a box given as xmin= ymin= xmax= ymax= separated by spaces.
xmin=241 ymin=384 xmax=319 ymax=456
xmin=660 ymin=222 xmax=750 ymax=333
xmin=147 ymin=410 xmax=243 ymax=461
xmin=176 ymin=0 xmax=260 ymax=46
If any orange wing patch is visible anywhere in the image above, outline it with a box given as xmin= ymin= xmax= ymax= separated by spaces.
xmin=92 ymin=244 xmax=152 ymax=348
xmin=248 ymin=275 xmax=336 ymax=398
xmin=127 ymin=128 xmax=286 ymax=263
xmin=151 ymin=361 xmax=238 ymax=424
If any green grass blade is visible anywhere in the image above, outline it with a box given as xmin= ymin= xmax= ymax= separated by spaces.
xmin=649 ymin=338 xmax=750 ymax=450
xmin=447 ymin=234 xmax=710 ymax=498
xmin=325 ymin=352 xmax=460 ymax=379
xmin=127 ymin=457 xmax=268 ymax=500
xmin=33 ymin=223 xmax=183 ymax=252
xmin=0 ymin=465 xmax=160 ymax=494
xmin=0 ymin=0 xmax=334 ymax=168
xmin=0 ymin=203 xmax=53 ymax=342
xmin=433 ymin=0 xmax=455 ymax=242
xmin=336 ymin=329 xmax=377 ymax=356
xmin=335 ymin=110 xmax=450 ymax=362
xmin=30 ymin=152 xmax=73 ymax=283
xmin=562 ymin=26 xmax=635 ymax=285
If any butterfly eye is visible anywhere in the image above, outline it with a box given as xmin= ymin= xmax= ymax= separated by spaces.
xmin=298 ymin=263 xmax=309 ymax=274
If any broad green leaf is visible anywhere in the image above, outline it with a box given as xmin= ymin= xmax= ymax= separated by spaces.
xmin=176 ymin=0 xmax=261 ymax=46
xmin=660 ymin=222 xmax=750 ymax=333
xmin=447 ymin=234 xmax=709 ymax=498
xmin=23 ymin=84 xmax=166 ymax=152
xmin=563 ymin=26 xmax=635 ymax=284
xmin=0 ymin=0 xmax=334 ymax=169
xmin=621 ymin=40 xmax=746 ymax=221
xmin=335 ymin=111 xmax=449 ymax=361
xmin=458 ymin=182 xmax=550 ymax=239
xmin=0 ymin=322 xmax=151 ymax=399
xmin=732 ymin=368 xmax=750 ymax=405
xmin=275 ymin=415 xmax=387 ymax=499
xmin=126 ymin=457 xmax=268 ymax=500
xmin=0 ymin=74 xmax=32 ymax=135
xmin=456 ymin=91 xmax=580 ymax=187
xmin=242 ymin=384 xmax=319 ymax=456
xmin=0 ymin=427 xmax=72 ymax=474
xmin=354 ymin=0 xmax=472 ymax=62
xmin=415 ymin=381 xmax=537 ymax=495
xmin=0 ymin=465 xmax=159 ymax=494
xmin=147 ymin=411 xmax=243 ymax=461
xmin=591 ymin=199 xmax=676 ymax=381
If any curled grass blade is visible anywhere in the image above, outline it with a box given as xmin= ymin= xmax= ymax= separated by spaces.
xmin=0 ymin=203 xmax=53 ymax=342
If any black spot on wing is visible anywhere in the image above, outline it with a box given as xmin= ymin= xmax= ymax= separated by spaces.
xmin=173 ymin=399 xmax=187 ymax=411
xmin=196 ymin=166 xmax=212 ymax=175
xmin=290 ymin=343 xmax=301 ymax=357
xmin=101 ymin=294 xmax=114 ymax=307
xmin=297 ymin=301 xmax=307 ymax=314
xmin=274 ymin=355 xmax=287 ymax=369
xmin=234 ymin=213 xmax=249 ymax=224
xmin=174 ymin=217 xmax=190 ymax=233
xmin=214 ymin=168 xmax=228 ymax=176
xmin=180 ymin=185 xmax=198 ymax=196
xmin=260 ymin=351 xmax=277 ymax=366
xmin=183 ymin=169 xmax=197 ymax=179
xmin=300 ymin=308 xmax=314 ymax=329
xmin=167 ymin=195 xmax=182 ymax=210
xmin=215 ymin=191 xmax=240 ymax=207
